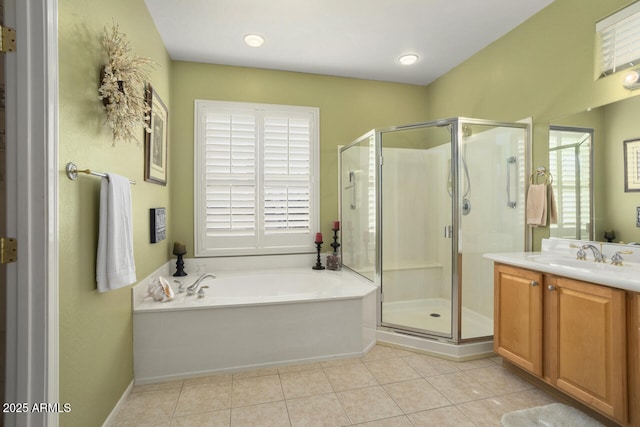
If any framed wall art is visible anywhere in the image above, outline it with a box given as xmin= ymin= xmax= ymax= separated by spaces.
xmin=624 ymin=138 xmax=640 ymax=192
xmin=144 ymin=84 xmax=168 ymax=185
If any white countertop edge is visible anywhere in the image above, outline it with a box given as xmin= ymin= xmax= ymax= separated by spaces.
xmin=483 ymin=252 xmax=640 ymax=293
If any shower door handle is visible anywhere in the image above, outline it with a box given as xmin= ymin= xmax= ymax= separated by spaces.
xmin=506 ymin=156 xmax=517 ymax=208
xmin=444 ymin=225 xmax=452 ymax=238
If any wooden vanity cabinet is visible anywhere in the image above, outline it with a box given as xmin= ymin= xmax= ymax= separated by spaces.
xmin=494 ymin=263 xmax=630 ymax=424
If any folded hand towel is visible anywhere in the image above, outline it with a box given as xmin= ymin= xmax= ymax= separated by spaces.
xmin=526 ymin=184 xmax=547 ymax=226
xmin=96 ymin=174 xmax=137 ymax=292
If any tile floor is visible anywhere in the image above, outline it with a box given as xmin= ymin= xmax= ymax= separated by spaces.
xmin=110 ymin=345 xmax=560 ymax=426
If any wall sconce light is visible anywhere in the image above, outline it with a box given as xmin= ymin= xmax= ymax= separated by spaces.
xmin=623 ymin=68 xmax=640 ymax=90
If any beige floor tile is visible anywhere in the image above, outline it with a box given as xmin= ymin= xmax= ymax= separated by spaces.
xmin=232 ymin=367 xmax=279 ymax=380
xmin=320 ymin=356 xmax=363 ymax=369
xmin=184 ymin=373 xmax=232 ymax=387
xmin=280 ymin=369 xmax=333 ymax=399
xmin=174 ymin=382 xmax=232 ymax=417
xmin=499 ymin=388 xmax=558 ymax=410
xmin=426 ymin=371 xmax=493 ymax=404
xmin=353 ymin=415 xmax=414 ymax=426
xmin=132 ymin=379 xmax=184 ymax=394
xmin=109 ymin=419 xmax=171 ymax=427
xmin=463 ymin=365 xmax=534 ymax=395
xmin=286 ymin=392 xmax=350 ymax=427
xmin=324 ymin=362 xmax=379 ymax=391
xmin=337 ymin=386 xmax=403 ymax=424
xmin=455 ymin=358 xmax=496 ymax=371
xmin=361 ymin=345 xmax=415 ymax=361
xmin=230 ymin=401 xmax=290 ymax=427
xmin=407 ymin=406 xmax=475 ymax=427
xmin=170 ymin=409 xmax=230 ymax=427
xmin=364 ymin=358 xmax=420 ymax=384
xmin=456 ymin=396 xmax=516 ymax=427
xmin=490 ymin=356 xmax=503 ymax=365
xmin=231 ymin=374 xmax=284 ymax=407
xmin=403 ymin=354 xmax=459 ymax=378
xmin=112 ymin=388 xmax=180 ymax=424
xmin=278 ymin=362 xmax=323 ymax=374
xmin=383 ymin=378 xmax=451 ymax=414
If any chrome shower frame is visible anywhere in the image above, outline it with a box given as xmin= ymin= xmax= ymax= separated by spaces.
xmin=340 ymin=117 xmax=532 ymax=344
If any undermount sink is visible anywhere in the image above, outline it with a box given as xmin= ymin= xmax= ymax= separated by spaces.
xmin=527 ymin=254 xmax=637 ymax=273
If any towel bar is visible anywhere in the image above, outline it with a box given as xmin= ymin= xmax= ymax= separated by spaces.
xmin=65 ymin=162 xmax=136 ymax=185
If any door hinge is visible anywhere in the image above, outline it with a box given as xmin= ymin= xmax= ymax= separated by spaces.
xmin=0 ymin=25 xmax=16 ymax=53
xmin=1 ymin=237 xmax=17 ymax=263
xmin=380 ymin=292 xmax=384 ymax=302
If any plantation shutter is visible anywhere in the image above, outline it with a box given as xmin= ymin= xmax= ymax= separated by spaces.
xmin=597 ymin=2 xmax=640 ymax=76
xmin=195 ymin=100 xmax=319 ymax=256
xmin=204 ymin=110 xmax=257 ymax=236
xmin=263 ymin=112 xmax=312 ymax=234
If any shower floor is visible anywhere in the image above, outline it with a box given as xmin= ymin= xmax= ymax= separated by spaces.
xmin=382 ymin=297 xmax=493 ymax=339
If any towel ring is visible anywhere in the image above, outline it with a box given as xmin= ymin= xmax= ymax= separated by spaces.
xmin=529 ymin=167 xmax=553 ymax=185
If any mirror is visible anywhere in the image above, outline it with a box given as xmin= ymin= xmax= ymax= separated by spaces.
xmin=548 ymin=126 xmax=593 ymax=241
xmin=550 ymin=93 xmax=640 ymax=244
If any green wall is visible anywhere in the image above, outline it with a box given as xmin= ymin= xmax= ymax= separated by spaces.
xmin=426 ymin=0 xmax=639 ymax=249
xmin=58 ymin=0 xmax=172 ymax=425
xmin=170 ymin=62 xmax=428 ymax=252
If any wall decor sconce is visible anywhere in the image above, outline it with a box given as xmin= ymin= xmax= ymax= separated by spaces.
xmin=623 ymin=68 xmax=640 ymax=90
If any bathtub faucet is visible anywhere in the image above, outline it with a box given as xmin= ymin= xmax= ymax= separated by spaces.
xmin=187 ymin=273 xmax=216 ymax=296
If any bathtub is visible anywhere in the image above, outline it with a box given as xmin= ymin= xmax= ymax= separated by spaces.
xmin=133 ymin=259 xmax=377 ymax=384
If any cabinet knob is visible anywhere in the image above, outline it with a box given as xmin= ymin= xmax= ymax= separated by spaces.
xmin=530 ymin=281 xmax=539 ymax=287
xmin=548 ymin=285 xmax=557 ymax=291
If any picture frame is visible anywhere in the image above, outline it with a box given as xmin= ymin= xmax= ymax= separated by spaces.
xmin=624 ymin=138 xmax=640 ymax=192
xmin=144 ymin=84 xmax=168 ymax=185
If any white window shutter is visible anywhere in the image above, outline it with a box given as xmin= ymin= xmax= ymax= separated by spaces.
xmin=597 ymin=2 xmax=640 ymax=76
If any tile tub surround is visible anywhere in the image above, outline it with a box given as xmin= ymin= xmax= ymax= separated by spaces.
xmin=109 ymin=344 xmax=566 ymax=426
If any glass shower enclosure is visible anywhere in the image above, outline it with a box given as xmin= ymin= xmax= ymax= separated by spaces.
xmin=340 ymin=118 xmax=531 ymax=343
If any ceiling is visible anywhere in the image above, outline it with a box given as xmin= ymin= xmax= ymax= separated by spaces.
xmin=144 ymin=0 xmax=554 ymax=86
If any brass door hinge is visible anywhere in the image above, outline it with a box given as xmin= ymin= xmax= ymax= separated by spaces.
xmin=1 ymin=237 xmax=17 ymax=263
xmin=0 ymin=25 xmax=16 ymax=53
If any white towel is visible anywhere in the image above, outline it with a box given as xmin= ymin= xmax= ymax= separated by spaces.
xmin=96 ymin=173 xmax=137 ymax=292
xmin=526 ymin=184 xmax=547 ymax=226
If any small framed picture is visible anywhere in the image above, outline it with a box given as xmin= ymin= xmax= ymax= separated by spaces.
xmin=624 ymin=138 xmax=640 ymax=192
xmin=144 ymin=84 xmax=168 ymax=185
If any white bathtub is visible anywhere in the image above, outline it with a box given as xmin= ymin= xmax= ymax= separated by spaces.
xmin=133 ymin=261 xmax=377 ymax=384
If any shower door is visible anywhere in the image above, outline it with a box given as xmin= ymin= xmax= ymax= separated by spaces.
xmin=379 ymin=124 xmax=454 ymax=338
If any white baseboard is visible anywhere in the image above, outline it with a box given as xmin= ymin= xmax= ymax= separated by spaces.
xmin=102 ymin=380 xmax=134 ymax=427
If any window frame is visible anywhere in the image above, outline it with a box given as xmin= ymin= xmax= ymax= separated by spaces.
xmin=194 ymin=99 xmax=320 ymax=257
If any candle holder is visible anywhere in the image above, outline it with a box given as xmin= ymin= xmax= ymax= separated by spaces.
xmin=330 ymin=228 xmax=340 ymax=253
xmin=312 ymin=241 xmax=325 ymax=270
xmin=172 ymin=242 xmax=188 ymax=277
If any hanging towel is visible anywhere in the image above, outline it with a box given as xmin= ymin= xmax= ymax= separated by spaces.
xmin=548 ymin=183 xmax=558 ymax=225
xmin=96 ymin=173 xmax=137 ymax=292
xmin=526 ymin=183 xmax=547 ymax=226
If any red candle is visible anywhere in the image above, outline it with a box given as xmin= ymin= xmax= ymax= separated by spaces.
xmin=333 ymin=220 xmax=340 ymax=230
xmin=315 ymin=232 xmax=323 ymax=243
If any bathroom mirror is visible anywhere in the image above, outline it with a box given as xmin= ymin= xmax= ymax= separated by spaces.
xmin=549 ymin=92 xmax=640 ymax=244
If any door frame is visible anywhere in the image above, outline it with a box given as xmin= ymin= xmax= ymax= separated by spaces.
xmin=4 ymin=0 xmax=59 ymax=425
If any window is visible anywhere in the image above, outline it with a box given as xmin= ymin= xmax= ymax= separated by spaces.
xmin=194 ymin=100 xmax=319 ymax=256
xmin=596 ymin=1 xmax=640 ymax=76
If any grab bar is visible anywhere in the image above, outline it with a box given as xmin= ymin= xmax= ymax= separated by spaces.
xmin=506 ymin=156 xmax=517 ymax=208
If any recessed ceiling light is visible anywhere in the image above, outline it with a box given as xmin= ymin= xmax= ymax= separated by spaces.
xmin=244 ymin=34 xmax=265 ymax=48
xmin=398 ymin=54 xmax=419 ymax=65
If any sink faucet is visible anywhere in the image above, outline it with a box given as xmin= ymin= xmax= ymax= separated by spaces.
xmin=186 ymin=273 xmax=216 ymax=296
xmin=581 ymin=244 xmax=606 ymax=263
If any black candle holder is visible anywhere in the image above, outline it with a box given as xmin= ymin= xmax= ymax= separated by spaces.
xmin=330 ymin=228 xmax=340 ymax=254
xmin=312 ymin=241 xmax=325 ymax=270
xmin=173 ymin=253 xmax=187 ymax=277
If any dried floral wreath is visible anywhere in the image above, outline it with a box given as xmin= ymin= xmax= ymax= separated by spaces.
xmin=98 ymin=23 xmax=155 ymax=144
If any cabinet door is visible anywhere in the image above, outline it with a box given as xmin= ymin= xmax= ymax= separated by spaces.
xmin=551 ymin=277 xmax=627 ymax=423
xmin=494 ymin=264 xmax=543 ymax=376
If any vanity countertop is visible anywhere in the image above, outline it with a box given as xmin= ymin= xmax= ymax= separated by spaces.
xmin=484 ymin=239 xmax=640 ymax=293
